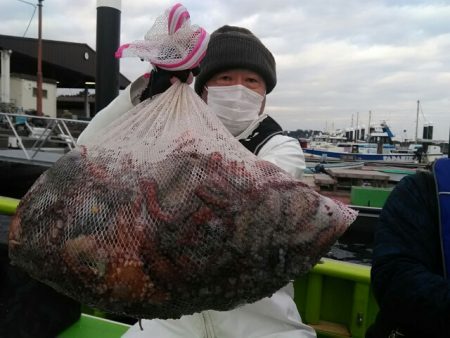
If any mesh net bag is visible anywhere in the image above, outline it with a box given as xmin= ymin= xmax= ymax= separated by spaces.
xmin=115 ymin=3 xmax=209 ymax=71
xmin=9 ymin=83 xmax=357 ymax=319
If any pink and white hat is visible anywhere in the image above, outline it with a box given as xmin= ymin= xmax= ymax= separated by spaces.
xmin=115 ymin=3 xmax=209 ymax=72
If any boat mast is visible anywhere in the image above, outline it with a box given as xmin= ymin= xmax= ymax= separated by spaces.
xmin=351 ymin=114 xmax=354 ymax=141
xmin=368 ymin=110 xmax=371 ymax=141
xmin=415 ymin=100 xmax=420 ymax=142
xmin=356 ymin=112 xmax=359 ymax=141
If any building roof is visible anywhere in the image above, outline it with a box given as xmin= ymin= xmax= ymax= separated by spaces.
xmin=0 ymin=34 xmax=130 ymax=89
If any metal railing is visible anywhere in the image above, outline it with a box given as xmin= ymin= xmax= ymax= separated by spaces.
xmin=0 ymin=112 xmax=89 ymax=161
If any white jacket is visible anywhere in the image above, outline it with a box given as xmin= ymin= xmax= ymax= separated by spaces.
xmin=78 ymin=79 xmax=313 ymax=338
xmin=236 ymin=114 xmax=305 ymax=179
xmin=124 ymin=284 xmax=315 ymax=338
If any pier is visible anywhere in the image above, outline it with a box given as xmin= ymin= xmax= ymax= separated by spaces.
xmin=0 ymin=112 xmax=87 ymax=167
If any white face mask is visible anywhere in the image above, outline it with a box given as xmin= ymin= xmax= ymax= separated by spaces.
xmin=206 ymin=85 xmax=264 ymax=136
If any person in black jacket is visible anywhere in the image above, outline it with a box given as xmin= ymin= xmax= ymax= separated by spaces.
xmin=366 ymin=170 xmax=449 ymax=338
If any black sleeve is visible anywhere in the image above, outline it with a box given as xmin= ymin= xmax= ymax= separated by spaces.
xmin=139 ymin=67 xmax=198 ymax=101
xmin=371 ymin=172 xmax=450 ymax=336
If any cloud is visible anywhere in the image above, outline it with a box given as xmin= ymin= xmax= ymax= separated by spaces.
xmin=2 ymin=0 xmax=450 ymax=139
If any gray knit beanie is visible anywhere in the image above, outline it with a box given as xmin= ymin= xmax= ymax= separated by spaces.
xmin=194 ymin=25 xmax=276 ymax=95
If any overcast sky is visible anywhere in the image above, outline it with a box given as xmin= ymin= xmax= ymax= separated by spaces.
xmin=2 ymin=0 xmax=450 ymax=140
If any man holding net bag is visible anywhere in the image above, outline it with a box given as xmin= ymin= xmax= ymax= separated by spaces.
xmin=10 ymin=4 xmax=356 ymax=338
xmin=78 ymin=17 xmax=305 ymax=186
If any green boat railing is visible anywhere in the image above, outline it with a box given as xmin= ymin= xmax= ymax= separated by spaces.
xmin=1 ymin=196 xmax=378 ymax=338
xmin=0 ymin=195 xmax=19 ymax=215
xmin=58 ymin=314 xmax=131 ymax=338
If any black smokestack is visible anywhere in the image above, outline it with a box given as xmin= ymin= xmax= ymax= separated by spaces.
xmin=95 ymin=0 xmax=121 ymax=114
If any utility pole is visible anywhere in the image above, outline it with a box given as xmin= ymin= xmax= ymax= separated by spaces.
xmin=36 ymin=0 xmax=44 ymax=116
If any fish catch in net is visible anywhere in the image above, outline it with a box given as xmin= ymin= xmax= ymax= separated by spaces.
xmin=9 ymin=83 xmax=357 ymax=319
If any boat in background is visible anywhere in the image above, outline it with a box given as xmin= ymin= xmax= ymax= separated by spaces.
xmin=302 ymin=102 xmax=448 ymax=164
xmin=303 ymin=121 xmax=416 ymax=162
xmin=392 ymin=142 xmax=445 ymax=164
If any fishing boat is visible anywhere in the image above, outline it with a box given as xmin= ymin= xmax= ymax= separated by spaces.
xmin=304 ymin=146 xmax=415 ymax=162
xmin=0 ymin=196 xmax=378 ymax=338
xmin=303 ymin=121 xmax=416 ymax=162
xmin=392 ymin=142 xmax=445 ymax=164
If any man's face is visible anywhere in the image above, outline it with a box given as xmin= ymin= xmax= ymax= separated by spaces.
xmin=204 ymin=69 xmax=267 ymax=98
